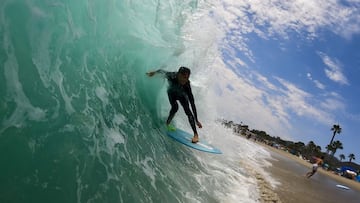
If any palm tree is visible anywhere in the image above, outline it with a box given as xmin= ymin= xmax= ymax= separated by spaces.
xmin=326 ymin=144 xmax=335 ymax=155
xmin=348 ymin=153 xmax=356 ymax=163
xmin=327 ymin=124 xmax=341 ymax=153
xmin=304 ymin=141 xmax=322 ymax=158
xmin=339 ymin=154 xmax=345 ymax=162
xmin=307 ymin=141 xmax=316 ymax=150
xmin=330 ymin=140 xmax=343 ymax=156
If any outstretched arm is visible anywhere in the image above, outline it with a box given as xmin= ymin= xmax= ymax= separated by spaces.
xmin=146 ymin=69 xmax=168 ymax=77
xmin=146 ymin=71 xmax=156 ymax=77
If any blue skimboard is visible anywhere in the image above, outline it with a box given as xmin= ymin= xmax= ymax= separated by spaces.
xmin=166 ymin=128 xmax=222 ymax=154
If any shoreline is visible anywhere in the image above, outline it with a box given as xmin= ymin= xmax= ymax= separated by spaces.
xmin=254 ymin=170 xmax=282 ymax=203
xmin=241 ymin=163 xmax=283 ymax=203
xmin=257 ymin=141 xmax=360 ymax=192
xmin=246 ymin=141 xmax=360 ymax=203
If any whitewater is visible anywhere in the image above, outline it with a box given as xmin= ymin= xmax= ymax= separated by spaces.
xmin=0 ymin=0 xmax=276 ymax=202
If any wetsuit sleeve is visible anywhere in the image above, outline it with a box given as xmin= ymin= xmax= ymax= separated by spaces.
xmin=185 ymin=83 xmax=199 ymax=122
xmin=154 ymin=69 xmax=172 ymax=79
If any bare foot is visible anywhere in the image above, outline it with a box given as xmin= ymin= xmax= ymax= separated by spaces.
xmin=192 ymin=134 xmax=199 ymax=143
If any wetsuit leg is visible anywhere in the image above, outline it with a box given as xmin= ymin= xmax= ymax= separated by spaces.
xmin=178 ymin=95 xmax=197 ymax=134
xmin=166 ymin=91 xmax=178 ymax=124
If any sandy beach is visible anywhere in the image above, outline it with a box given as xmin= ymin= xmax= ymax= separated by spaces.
xmin=254 ymin=142 xmax=360 ymax=203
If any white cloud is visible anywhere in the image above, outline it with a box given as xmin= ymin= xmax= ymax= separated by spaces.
xmin=313 ymin=80 xmax=326 ymax=90
xmin=205 ymin=59 xmax=291 ymax=139
xmin=236 ymin=0 xmax=359 ymax=38
xmin=185 ymin=0 xmax=356 ymax=143
xmin=307 ymin=73 xmax=312 ymax=80
xmin=320 ymin=98 xmax=345 ymax=111
xmin=318 ymin=52 xmax=349 ymax=85
xmin=318 ymin=91 xmax=345 ymax=111
xmin=306 ymin=72 xmax=326 ymax=89
xmin=254 ymin=72 xmax=277 ymax=91
xmin=274 ymin=77 xmax=331 ymax=123
xmin=213 ymin=0 xmax=360 ymax=61
xmin=206 ymin=58 xmax=338 ymax=139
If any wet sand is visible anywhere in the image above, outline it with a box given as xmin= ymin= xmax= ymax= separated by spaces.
xmin=257 ymin=143 xmax=360 ymax=203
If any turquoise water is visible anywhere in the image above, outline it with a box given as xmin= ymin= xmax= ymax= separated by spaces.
xmin=0 ymin=0 xmax=272 ymax=202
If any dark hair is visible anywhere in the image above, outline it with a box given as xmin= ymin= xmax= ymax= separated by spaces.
xmin=178 ymin=66 xmax=191 ymax=75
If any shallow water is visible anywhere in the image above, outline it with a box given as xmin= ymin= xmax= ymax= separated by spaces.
xmin=268 ymin=150 xmax=360 ymax=203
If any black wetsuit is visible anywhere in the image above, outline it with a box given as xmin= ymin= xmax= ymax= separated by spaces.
xmin=156 ymin=70 xmax=198 ymax=134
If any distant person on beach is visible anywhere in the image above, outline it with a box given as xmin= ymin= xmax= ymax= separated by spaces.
xmin=306 ymin=156 xmax=324 ymax=178
xmin=146 ymin=67 xmax=202 ymax=143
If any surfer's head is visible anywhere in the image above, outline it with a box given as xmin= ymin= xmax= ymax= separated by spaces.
xmin=178 ymin=66 xmax=191 ymax=75
xmin=177 ymin=66 xmax=190 ymax=85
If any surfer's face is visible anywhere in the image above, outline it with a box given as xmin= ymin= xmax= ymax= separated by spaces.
xmin=178 ymin=73 xmax=189 ymax=85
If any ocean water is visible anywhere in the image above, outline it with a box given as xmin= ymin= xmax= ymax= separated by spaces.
xmin=0 ymin=0 xmax=274 ymax=202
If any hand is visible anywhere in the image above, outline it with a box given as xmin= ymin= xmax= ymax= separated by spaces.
xmin=196 ymin=121 xmax=202 ymax=128
xmin=146 ymin=71 xmax=155 ymax=77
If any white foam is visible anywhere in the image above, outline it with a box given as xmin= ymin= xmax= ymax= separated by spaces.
xmin=52 ymin=66 xmax=76 ymax=114
xmin=95 ymin=86 xmax=109 ymax=106
xmin=1 ymin=32 xmax=46 ymax=132
xmin=135 ymin=156 xmax=157 ymax=189
xmin=113 ymin=114 xmax=127 ymax=125
xmin=105 ymin=127 xmax=125 ymax=147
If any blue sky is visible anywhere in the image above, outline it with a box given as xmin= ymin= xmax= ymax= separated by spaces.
xmin=202 ymin=0 xmax=360 ymax=163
